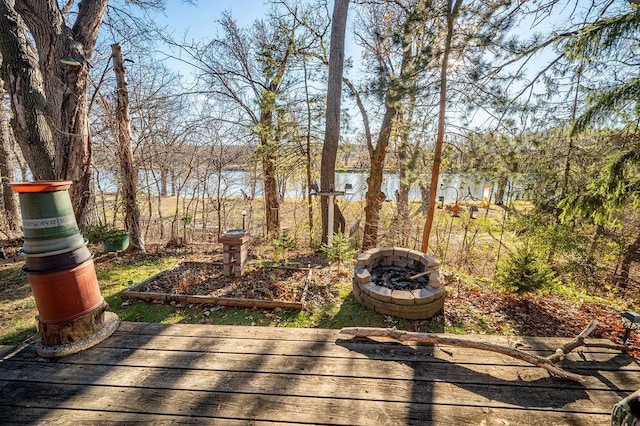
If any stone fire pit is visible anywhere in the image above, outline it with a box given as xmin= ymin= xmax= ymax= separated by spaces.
xmin=352 ymin=247 xmax=444 ymax=320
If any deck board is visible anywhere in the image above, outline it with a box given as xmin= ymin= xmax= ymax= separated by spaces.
xmin=0 ymin=322 xmax=637 ymax=425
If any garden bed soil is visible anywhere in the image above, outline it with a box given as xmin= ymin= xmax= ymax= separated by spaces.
xmin=124 ymin=261 xmax=312 ymax=310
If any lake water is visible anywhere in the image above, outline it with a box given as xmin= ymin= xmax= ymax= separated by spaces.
xmin=96 ymin=169 xmax=524 ymax=203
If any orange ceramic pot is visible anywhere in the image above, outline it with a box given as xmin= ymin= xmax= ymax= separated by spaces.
xmin=9 ymin=180 xmax=72 ymax=193
xmin=26 ymin=258 xmax=104 ymax=324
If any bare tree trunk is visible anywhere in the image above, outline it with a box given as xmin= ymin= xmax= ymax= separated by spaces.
xmin=260 ymin=104 xmax=280 ymax=235
xmin=421 ymin=0 xmax=463 ymax=253
xmin=361 ymin=21 xmax=418 ymax=250
xmin=0 ymin=0 xmax=107 ymax=227
xmin=495 ymin=176 xmax=508 ymax=205
xmin=303 ymin=57 xmax=314 ymax=245
xmin=395 ymin=94 xmax=416 ymax=246
xmin=0 ymin=3 xmax=56 ymax=180
xmin=0 ymin=89 xmax=20 ymax=232
xmin=111 ymin=43 xmax=144 ymax=252
xmin=362 ymin=106 xmax=396 ymax=250
xmin=160 ymin=166 xmax=168 ymax=197
xmin=617 ymin=227 xmax=640 ymax=288
xmin=320 ymin=0 xmax=349 ymax=244
xmin=396 ymin=139 xmax=410 ymax=245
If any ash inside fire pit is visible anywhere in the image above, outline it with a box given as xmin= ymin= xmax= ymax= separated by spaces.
xmin=370 ymin=265 xmax=427 ymax=290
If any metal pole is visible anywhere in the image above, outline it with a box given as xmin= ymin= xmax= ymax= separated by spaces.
xmin=443 ymin=213 xmax=454 ymax=267
xmin=327 ymin=194 xmax=335 ymax=247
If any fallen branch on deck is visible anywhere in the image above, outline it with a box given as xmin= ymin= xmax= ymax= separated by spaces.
xmin=340 ymin=320 xmax=608 ymax=383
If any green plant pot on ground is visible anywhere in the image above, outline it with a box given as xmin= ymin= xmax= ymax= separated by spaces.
xmin=102 ymin=232 xmax=130 ymax=252
xmin=83 ymin=225 xmax=130 ymax=252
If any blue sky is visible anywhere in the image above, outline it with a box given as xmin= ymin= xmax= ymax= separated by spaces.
xmin=159 ymin=1 xmax=268 ymax=38
xmin=152 ymin=1 xmax=360 ymax=81
xmin=145 ymin=0 xmax=606 ymax=132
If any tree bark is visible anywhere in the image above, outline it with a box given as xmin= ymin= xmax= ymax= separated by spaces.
xmin=0 ymin=88 xmax=20 ymax=232
xmin=320 ymin=0 xmax=349 ymax=244
xmin=495 ymin=175 xmax=508 ymax=205
xmin=260 ymin=101 xmax=281 ymax=235
xmin=361 ymin=16 xmax=419 ymax=250
xmin=0 ymin=2 xmax=56 ymax=180
xmin=303 ymin=57 xmax=314 ymax=245
xmin=362 ymin=105 xmax=396 ymax=250
xmin=395 ymin=95 xmax=416 ymax=246
xmin=0 ymin=0 xmax=106 ymax=227
xmin=421 ymin=0 xmax=463 ymax=253
xmin=111 ymin=43 xmax=144 ymax=252
xmin=617 ymin=226 xmax=640 ymax=288
xmin=396 ymin=126 xmax=410 ymax=245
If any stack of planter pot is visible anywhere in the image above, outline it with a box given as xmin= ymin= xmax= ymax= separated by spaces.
xmin=10 ymin=181 xmax=119 ymax=358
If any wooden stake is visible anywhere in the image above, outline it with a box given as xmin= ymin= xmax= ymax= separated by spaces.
xmin=406 ymin=269 xmax=435 ymax=281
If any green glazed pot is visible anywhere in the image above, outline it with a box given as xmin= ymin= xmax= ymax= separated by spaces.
xmin=102 ymin=232 xmax=130 ymax=252
xmin=10 ymin=181 xmax=80 ymax=240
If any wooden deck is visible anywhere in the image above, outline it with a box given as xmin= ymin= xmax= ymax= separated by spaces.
xmin=0 ymin=322 xmax=638 ymax=425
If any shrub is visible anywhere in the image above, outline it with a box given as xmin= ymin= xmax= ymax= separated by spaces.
xmin=495 ymin=245 xmax=558 ymax=294
xmin=272 ymin=229 xmax=296 ymax=263
xmin=321 ymin=233 xmax=356 ymax=271
xmin=83 ymin=224 xmax=128 ymax=244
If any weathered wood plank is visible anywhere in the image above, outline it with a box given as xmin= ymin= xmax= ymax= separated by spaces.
xmin=0 ymin=404 xmax=611 ymax=426
xmin=0 ymin=345 xmax=16 ymax=359
xmin=115 ymin=321 xmax=344 ymax=341
xmin=118 ymin=322 xmax=620 ymax=351
xmin=0 ymin=360 xmax=630 ymax=411
xmin=5 ymin=344 xmax=639 ymax=393
xmin=0 ymin=323 xmax=630 ymax=425
xmin=114 ymin=322 xmax=620 ymax=353
xmin=101 ymin=333 xmax=632 ymax=363
xmin=98 ymin=332 xmax=635 ymax=367
xmin=0 ymin=407 xmax=282 ymax=425
xmin=0 ymin=381 xmax=612 ymax=425
xmin=113 ymin=323 xmax=628 ymax=368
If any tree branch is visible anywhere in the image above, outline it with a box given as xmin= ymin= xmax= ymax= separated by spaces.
xmin=339 ymin=322 xmax=609 ymax=383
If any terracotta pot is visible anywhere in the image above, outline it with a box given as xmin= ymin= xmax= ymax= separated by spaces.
xmin=23 ymin=243 xmax=92 ymax=272
xmin=9 ymin=180 xmax=72 ymax=192
xmin=26 ymin=258 xmax=104 ymax=324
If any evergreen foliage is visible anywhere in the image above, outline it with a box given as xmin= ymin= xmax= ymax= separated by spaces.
xmin=495 ymin=244 xmax=559 ymax=294
xmin=564 ymin=6 xmax=640 ymax=134
xmin=321 ymin=233 xmax=356 ymax=270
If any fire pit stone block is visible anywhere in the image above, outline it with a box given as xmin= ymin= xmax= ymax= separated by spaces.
xmin=424 ymin=255 xmax=440 ymax=268
xmin=391 ymin=290 xmax=415 ymax=305
xmin=355 ymin=253 xmax=371 ymax=269
xmin=360 ymin=281 xmax=376 ymax=295
xmin=377 ymin=247 xmax=395 ymax=257
xmin=353 ymin=247 xmax=444 ymax=320
xmin=411 ymin=287 xmax=441 ymax=304
xmin=406 ymin=249 xmax=425 ymax=262
xmin=368 ymin=285 xmax=393 ymax=302
xmin=354 ymin=268 xmax=371 ymax=284
xmin=429 ymin=274 xmax=444 ymax=289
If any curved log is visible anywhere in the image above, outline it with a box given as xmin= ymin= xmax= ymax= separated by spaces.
xmin=340 ymin=326 xmax=589 ymax=382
